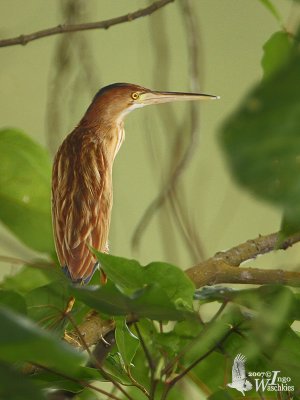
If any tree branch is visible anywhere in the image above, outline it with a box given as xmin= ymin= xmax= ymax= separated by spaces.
xmin=186 ymin=231 xmax=300 ymax=288
xmin=186 ymin=260 xmax=300 ymax=288
xmin=0 ymin=0 xmax=174 ymax=48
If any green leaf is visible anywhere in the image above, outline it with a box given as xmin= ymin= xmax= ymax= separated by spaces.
xmin=0 ymin=306 xmax=85 ymax=374
xmin=208 ymin=390 xmax=235 ymax=400
xmin=182 ymin=307 xmax=246 ymax=366
xmin=115 ymin=318 xmax=139 ymax=366
xmin=31 ymin=366 xmax=101 ymax=393
xmin=0 ymin=129 xmax=54 ymax=254
xmin=280 ymin=204 xmax=300 ymax=238
xmin=233 ymin=285 xmax=298 ymax=323
xmin=26 ymin=279 xmax=90 ymax=334
xmin=0 ymin=361 xmax=46 ymax=400
xmin=174 ymin=319 xmax=202 ymax=337
xmin=143 ymin=262 xmax=195 ymax=309
xmin=25 ymin=280 xmax=70 ymax=330
xmin=153 ymin=320 xmax=202 ymax=358
xmin=72 ymin=282 xmax=194 ymax=321
xmin=103 ymin=354 xmax=132 ymax=385
xmin=262 ymin=31 xmax=293 ymax=79
xmin=220 ymin=49 xmax=300 ymax=220
xmin=1 ymin=266 xmax=55 ymax=295
xmin=195 ymin=285 xmax=300 ymax=322
xmin=257 ymin=0 xmax=282 ymax=23
xmin=0 ymin=290 xmax=27 ymax=314
xmin=191 ymin=352 xmax=227 ymax=393
xmin=194 ymin=286 xmax=235 ymax=302
xmin=94 ymin=252 xmax=195 ymax=309
xmin=270 ymin=327 xmax=300 ymax=384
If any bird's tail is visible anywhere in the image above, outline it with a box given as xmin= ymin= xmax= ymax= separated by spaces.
xmin=62 ymin=262 xmax=99 ymax=285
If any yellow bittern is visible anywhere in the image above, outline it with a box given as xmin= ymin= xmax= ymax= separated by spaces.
xmin=52 ymin=83 xmax=218 ymax=284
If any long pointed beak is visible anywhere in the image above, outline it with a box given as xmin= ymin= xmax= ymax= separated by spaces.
xmin=139 ymin=90 xmax=220 ymax=105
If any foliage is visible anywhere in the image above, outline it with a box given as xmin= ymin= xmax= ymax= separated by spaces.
xmin=220 ymin=30 xmax=300 ymax=237
xmin=0 ymin=128 xmax=54 ymax=254
xmin=0 ymin=2 xmax=300 ymax=399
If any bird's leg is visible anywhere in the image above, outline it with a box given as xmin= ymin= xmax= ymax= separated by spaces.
xmin=63 ymin=296 xmax=76 ymax=316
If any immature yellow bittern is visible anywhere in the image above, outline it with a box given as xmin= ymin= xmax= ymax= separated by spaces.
xmin=52 ymin=83 xmax=218 ymax=284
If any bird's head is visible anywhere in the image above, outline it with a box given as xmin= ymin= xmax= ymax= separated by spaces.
xmin=84 ymin=83 xmax=219 ymax=126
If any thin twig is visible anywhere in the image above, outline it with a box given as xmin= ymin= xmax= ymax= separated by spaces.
xmin=66 ymin=314 xmax=134 ymax=400
xmin=161 ymin=325 xmax=236 ymax=400
xmin=126 ymin=366 xmax=150 ymax=398
xmin=0 ymin=0 xmax=174 ymax=48
xmin=32 ymin=363 xmax=122 ymax=400
xmin=46 ymin=0 xmax=98 ymax=155
xmin=0 ymin=255 xmax=55 ymax=269
xmin=133 ymin=323 xmax=155 ymax=371
xmin=134 ymin=322 xmax=157 ymax=400
xmin=210 ymin=301 xmax=228 ymax=323
xmin=214 ymin=231 xmax=300 ymax=266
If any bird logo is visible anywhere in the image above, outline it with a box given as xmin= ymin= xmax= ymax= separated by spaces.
xmin=227 ymin=354 xmax=253 ymax=396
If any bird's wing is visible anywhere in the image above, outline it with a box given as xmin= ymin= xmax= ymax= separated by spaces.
xmin=231 ymin=354 xmax=247 ymax=382
xmin=52 ymin=136 xmax=111 ymax=282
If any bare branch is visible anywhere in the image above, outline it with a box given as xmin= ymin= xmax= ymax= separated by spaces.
xmin=0 ymin=0 xmax=174 ymax=48
xmin=187 ymin=261 xmax=300 ymax=288
xmin=213 ymin=231 xmax=300 ymax=266
xmin=186 ymin=231 xmax=300 ymax=288
xmin=0 ymin=255 xmax=56 ymax=270
xmin=64 ymin=310 xmax=114 ymax=348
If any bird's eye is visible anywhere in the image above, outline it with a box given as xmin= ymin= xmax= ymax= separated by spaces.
xmin=131 ymin=92 xmax=140 ymax=100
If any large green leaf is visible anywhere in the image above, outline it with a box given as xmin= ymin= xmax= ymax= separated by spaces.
xmin=1 ymin=265 xmax=57 ymax=295
xmin=191 ymin=352 xmax=227 ymax=394
xmin=0 ymin=306 xmax=85 ymax=374
xmin=182 ymin=312 xmax=240 ymax=366
xmin=115 ymin=317 xmax=139 ymax=366
xmin=220 ymin=46 xmax=300 ymax=220
xmin=195 ymin=285 xmax=300 ymax=322
xmin=269 ymin=327 xmax=300 ymax=384
xmin=0 ymin=290 xmax=27 ymax=314
xmin=25 ymin=280 xmax=70 ymax=330
xmin=72 ymin=282 xmax=194 ymax=321
xmin=0 ymin=128 xmax=54 ymax=254
xmin=262 ymin=31 xmax=293 ymax=79
xmin=31 ymin=366 xmax=101 ymax=393
xmin=0 ymin=361 xmax=45 ymax=400
xmin=94 ymin=252 xmax=195 ymax=309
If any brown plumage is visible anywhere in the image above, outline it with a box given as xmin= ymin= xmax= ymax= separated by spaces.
xmin=52 ymin=83 xmax=218 ymax=284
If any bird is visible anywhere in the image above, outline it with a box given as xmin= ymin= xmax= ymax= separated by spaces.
xmin=227 ymin=354 xmax=253 ymax=396
xmin=51 ymin=83 xmax=219 ymax=284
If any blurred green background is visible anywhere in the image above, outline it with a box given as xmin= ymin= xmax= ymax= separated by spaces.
xmin=0 ymin=0 xmax=299 ymax=279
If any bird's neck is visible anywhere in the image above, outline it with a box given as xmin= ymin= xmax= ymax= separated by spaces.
xmin=74 ymin=118 xmax=125 ymax=169
xmin=76 ymin=101 xmax=127 ymax=165
xmin=103 ymin=122 xmax=125 ymax=164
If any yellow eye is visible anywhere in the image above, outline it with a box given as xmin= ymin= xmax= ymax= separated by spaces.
xmin=131 ymin=92 xmax=140 ymax=100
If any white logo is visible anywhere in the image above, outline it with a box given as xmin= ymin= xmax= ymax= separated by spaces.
xmin=227 ymin=354 xmax=294 ymax=396
xmin=227 ymin=354 xmax=253 ymax=396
